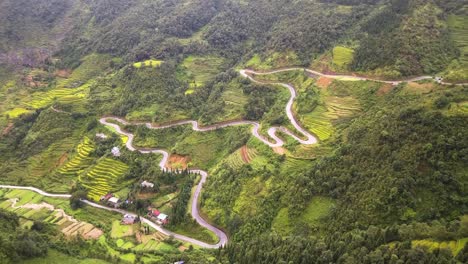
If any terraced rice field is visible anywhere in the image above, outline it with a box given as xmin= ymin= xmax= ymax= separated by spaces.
xmin=225 ymin=146 xmax=257 ymax=169
xmin=300 ymin=96 xmax=360 ymax=141
xmin=1 ymin=137 xmax=79 ymax=190
xmin=133 ymin=233 xmax=174 ymax=252
xmin=24 ymin=84 xmax=89 ymax=111
xmin=446 ymin=15 xmax=468 ymax=81
xmin=79 ymin=158 xmax=129 ymax=201
xmin=178 ymin=55 xmax=225 ymax=91
xmin=332 ymin=46 xmax=354 ymax=68
xmin=133 ymin=60 xmax=163 ymax=68
xmin=57 ymin=137 xmax=95 ymax=179
xmin=110 ymin=221 xmax=176 ymax=253
xmin=219 ymin=79 xmax=249 ymax=121
xmin=448 ymin=15 xmax=468 ymax=66
xmin=0 ymin=189 xmax=103 ymax=239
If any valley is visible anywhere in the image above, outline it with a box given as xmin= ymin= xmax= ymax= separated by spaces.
xmin=0 ymin=0 xmax=466 ymax=263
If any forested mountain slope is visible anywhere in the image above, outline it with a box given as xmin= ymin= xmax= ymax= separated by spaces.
xmin=0 ymin=0 xmax=466 ymax=263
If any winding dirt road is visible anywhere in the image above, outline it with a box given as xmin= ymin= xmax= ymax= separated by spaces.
xmin=1 ymin=67 xmax=465 ymax=249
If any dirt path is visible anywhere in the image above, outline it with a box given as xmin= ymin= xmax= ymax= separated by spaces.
xmin=240 ymin=146 xmax=250 ymax=163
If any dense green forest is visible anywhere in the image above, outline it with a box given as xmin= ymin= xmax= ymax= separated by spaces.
xmin=0 ymin=0 xmax=466 ymax=263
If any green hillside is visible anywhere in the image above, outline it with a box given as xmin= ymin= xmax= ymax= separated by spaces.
xmin=0 ymin=0 xmax=466 ymax=263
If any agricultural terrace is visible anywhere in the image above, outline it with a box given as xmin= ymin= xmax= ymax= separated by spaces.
xmin=225 ymin=146 xmax=258 ymax=169
xmin=56 ymin=137 xmax=95 ymax=179
xmin=332 ymin=46 xmax=354 ymax=68
xmin=24 ymin=84 xmax=89 ymax=111
xmin=79 ymin=158 xmax=129 ymax=201
xmin=0 ymin=189 xmax=103 ymax=239
xmin=109 ymin=220 xmax=183 ymax=253
xmin=245 ymin=51 xmax=301 ymax=70
xmin=177 ymin=55 xmax=225 ymax=94
xmin=133 ymin=60 xmax=164 ymax=69
xmin=4 ymin=107 xmax=32 ymax=118
xmin=445 ymin=15 xmax=468 ymax=82
xmin=272 ymin=196 xmax=335 ymax=237
xmin=249 ymin=70 xmax=365 ymax=141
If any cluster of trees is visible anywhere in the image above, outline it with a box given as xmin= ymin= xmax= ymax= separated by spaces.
xmin=352 ymin=0 xmax=458 ymax=76
xmin=223 ymin=231 xmax=468 ymax=264
xmin=202 ymin=85 xmax=468 ymax=262
xmin=0 ymin=209 xmax=51 ymax=263
xmin=171 ymin=176 xmax=195 ymax=225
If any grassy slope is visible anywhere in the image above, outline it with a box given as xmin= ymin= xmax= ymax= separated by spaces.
xmin=444 ymin=15 xmax=468 ymax=82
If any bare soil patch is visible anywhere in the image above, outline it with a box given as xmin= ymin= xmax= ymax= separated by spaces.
xmin=84 ymin=228 xmax=104 ymax=239
xmin=316 ymin=77 xmax=333 ymax=89
xmin=167 ymin=154 xmax=191 ymax=169
xmin=136 ymin=192 xmax=156 ymax=200
xmin=2 ymin=123 xmax=14 ymax=136
xmin=55 ymin=69 xmax=72 ymax=78
xmin=376 ymin=84 xmax=394 ymax=96
xmin=273 ymin=147 xmax=286 ymax=155
xmin=179 ymin=246 xmax=188 ymax=251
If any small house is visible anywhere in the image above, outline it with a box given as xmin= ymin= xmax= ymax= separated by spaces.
xmin=141 ymin=180 xmax=155 ymax=188
xmin=111 ymin=147 xmax=121 ymax=157
xmin=96 ymin=133 xmax=107 ymax=139
xmin=148 ymin=208 xmax=160 ymax=218
xmin=157 ymin=213 xmax=169 ymax=225
xmin=100 ymin=193 xmax=114 ymax=201
xmin=122 ymin=214 xmax=137 ymax=225
xmin=108 ymin=197 xmax=120 ymax=208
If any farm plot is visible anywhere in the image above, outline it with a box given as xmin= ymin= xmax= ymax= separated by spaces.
xmin=133 ymin=60 xmax=163 ymax=69
xmin=55 ymin=137 xmax=95 ymax=178
xmin=0 ymin=189 xmax=103 ymax=239
xmin=299 ymin=92 xmax=361 ymax=141
xmin=218 ymin=79 xmax=249 ymax=121
xmin=1 ymin=136 xmax=79 ymax=190
xmin=178 ymin=55 xmax=225 ymax=94
xmin=225 ymin=146 xmax=257 ymax=169
xmin=445 ymin=15 xmax=468 ymax=82
xmin=79 ymin=158 xmax=129 ymax=201
xmin=4 ymin=107 xmax=32 ymax=118
xmin=332 ymin=46 xmax=354 ymax=68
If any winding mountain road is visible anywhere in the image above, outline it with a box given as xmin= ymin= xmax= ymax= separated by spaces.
xmin=1 ymin=67 xmax=465 ymax=249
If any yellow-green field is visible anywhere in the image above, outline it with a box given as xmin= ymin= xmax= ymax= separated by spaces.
xmin=300 ymin=95 xmax=360 ymax=141
xmin=57 ymin=137 xmax=95 ymax=178
xmin=133 ymin=60 xmax=164 ymax=69
xmin=178 ymin=55 xmax=225 ymax=90
xmin=4 ymin=107 xmax=32 ymax=118
xmin=271 ymin=196 xmax=335 ymax=236
xmin=412 ymin=238 xmax=468 ymax=256
xmin=332 ymin=46 xmax=354 ymax=68
xmin=79 ymin=158 xmax=129 ymax=201
xmin=444 ymin=15 xmax=468 ymax=82
xmin=225 ymin=146 xmax=257 ymax=169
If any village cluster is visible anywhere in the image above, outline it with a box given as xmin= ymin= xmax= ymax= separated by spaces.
xmin=99 ymin=180 xmax=169 ymax=226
